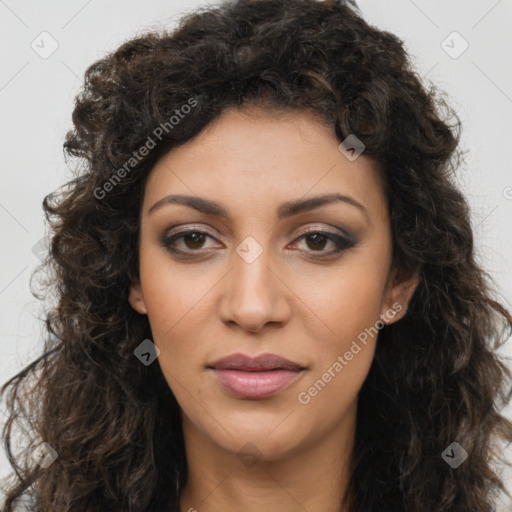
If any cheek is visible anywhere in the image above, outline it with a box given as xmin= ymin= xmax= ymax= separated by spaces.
xmin=139 ymin=243 xmax=212 ymax=338
xmin=137 ymin=251 xmax=210 ymax=384
xmin=293 ymin=258 xmax=387 ymax=411
xmin=302 ymin=258 xmax=387 ymax=353
xmin=331 ymin=237 xmax=390 ymax=338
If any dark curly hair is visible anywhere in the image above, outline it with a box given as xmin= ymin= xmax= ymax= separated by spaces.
xmin=2 ymin=0 xmax=512 ymax=510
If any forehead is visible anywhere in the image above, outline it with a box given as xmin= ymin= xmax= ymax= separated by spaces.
xmin=142 ymin=107 xmax=388 ymax=224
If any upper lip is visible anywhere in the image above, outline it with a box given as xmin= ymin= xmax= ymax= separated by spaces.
xmin=208 ymin=353 xmax=305 ymax=372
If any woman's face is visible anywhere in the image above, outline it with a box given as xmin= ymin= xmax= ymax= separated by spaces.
xmin=129 ymin=107 xmax=418 ymax=462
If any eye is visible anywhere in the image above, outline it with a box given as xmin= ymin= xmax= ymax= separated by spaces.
xmin=290 ymin=229 xmax=358 ymax=257
xmin=161 ymin=229 xmax=219 ymax=255
xmin=161 ymin=227 xmax=358 ymax=258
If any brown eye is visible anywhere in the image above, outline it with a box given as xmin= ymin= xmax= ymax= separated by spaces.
xmin=162 ymin=229 xmax=218 ymax=255
xmin=182 ymin=232 xmax=207 ymax=250
xmin=291 ymin=229 xmax=358 ymax=258
xmin=304 ymin=233 xmax=330 ymax=251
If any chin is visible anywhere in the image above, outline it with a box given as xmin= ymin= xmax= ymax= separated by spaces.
xmin=219 ymin=413 xmax=309 ymax=459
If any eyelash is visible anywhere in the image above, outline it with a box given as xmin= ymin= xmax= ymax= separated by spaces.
xmin=161 ymin=226 xmax=358 ymax=259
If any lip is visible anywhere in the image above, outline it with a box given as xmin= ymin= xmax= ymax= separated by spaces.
xmin=207 ymin=353 xmax=306 ymax=399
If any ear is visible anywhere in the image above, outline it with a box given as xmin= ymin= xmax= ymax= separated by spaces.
xmin=128 ymin=281 xmax=148 ymax=315
xmin=380 ymin=265 xmax=419 ymax=325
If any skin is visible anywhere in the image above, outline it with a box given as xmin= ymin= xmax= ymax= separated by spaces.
xmin=129 ymin=107 xmax=419 ymax=512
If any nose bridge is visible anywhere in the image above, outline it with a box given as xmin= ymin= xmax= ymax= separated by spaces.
xmin=219 ymin=233 xmax=289 ymax=331
xmin=233 ymin=233 xmax=276 ymax=303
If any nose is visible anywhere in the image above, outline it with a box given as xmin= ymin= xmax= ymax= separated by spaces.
xmin=218 ymin=244 xmax=291 ymax=333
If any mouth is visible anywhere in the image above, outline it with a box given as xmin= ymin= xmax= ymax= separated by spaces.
xmin=207 ymin=352 xmax=306 ymax=400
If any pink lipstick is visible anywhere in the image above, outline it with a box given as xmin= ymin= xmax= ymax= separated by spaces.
xmin=207 ymin=353 xmax=305 ymax=399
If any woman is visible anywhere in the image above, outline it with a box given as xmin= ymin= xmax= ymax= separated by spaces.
xmin=1 ymin=0 xmax=511 ymax=510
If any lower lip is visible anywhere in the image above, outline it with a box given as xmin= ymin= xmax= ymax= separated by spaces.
xmin=210 ymin=368 xmax=304 ymax=399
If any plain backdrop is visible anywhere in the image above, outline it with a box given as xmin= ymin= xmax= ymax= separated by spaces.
xmin=1 ymin=0 xmax=512 ymax=509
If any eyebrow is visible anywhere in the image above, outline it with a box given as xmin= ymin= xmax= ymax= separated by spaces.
xmin=148 ymin=193 xmax=370 ymax=223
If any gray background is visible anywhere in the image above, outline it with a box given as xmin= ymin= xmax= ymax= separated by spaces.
xmin=1 ymin=0 xmax=511 ymax=509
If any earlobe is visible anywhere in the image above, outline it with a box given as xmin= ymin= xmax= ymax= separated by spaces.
xmin=380 ymin=267 xmax=420 ymax=325
xmin=128 ymin=281 xmax=148 ymax=315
